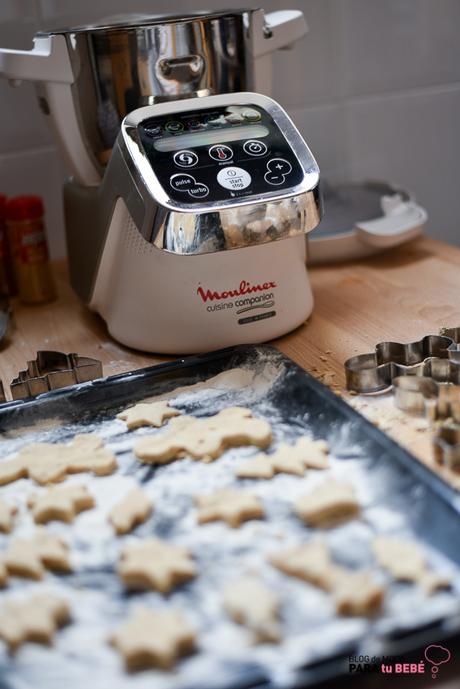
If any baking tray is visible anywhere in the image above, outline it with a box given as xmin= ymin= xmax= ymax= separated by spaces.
xmin=0 ymin=344 xmax=460 ymax=689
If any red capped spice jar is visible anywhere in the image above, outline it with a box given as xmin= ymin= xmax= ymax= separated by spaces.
xmin=0 ymin=194 xmax=9 ymax=294
xmin=5 ymin=195 xmax=55 ymax=304
xmin=0 ymin=194 xmax=17 ymax=295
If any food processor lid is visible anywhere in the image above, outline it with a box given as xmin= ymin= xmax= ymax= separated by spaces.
xmin=38 ymin=9 xmax=254 ymax=36
xmin=308 ymin=179 xmax=427 ymax=263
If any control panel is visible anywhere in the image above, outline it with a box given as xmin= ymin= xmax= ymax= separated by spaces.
xmin=138 ymin=104 xmax=304 ymax=205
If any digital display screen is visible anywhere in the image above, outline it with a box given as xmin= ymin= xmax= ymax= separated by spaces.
xmin=153 ymin=125 xmax=269 ymax=152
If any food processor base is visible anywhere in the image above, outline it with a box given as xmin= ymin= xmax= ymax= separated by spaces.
xmin=88 ymin=200 xmax=313 ymax=355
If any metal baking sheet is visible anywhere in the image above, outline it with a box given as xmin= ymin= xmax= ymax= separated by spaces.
xmin=0 ymin=344 xmax=460 ymax=689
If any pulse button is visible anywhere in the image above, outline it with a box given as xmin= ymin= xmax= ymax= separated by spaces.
xmin=170 ymin=173 xmax=209 ymax=199
xmin=170 ymin=173 xmax=194 ymax=191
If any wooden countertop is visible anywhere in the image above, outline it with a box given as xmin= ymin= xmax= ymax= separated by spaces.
xmin=1 ymin=235 xmax=460 ymax=484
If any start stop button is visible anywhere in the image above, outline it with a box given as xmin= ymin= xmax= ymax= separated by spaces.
xmin=217 ymin=166 xmax=252 ymax=191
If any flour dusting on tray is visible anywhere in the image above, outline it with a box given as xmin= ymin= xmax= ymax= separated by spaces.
xmin=0 ymin=346 xmax=459 ymax=689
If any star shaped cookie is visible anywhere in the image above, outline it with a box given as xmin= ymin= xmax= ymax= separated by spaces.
xmin=117 ymin=400 xmax=181 ymax=430
xmin=27 ymin=484 xmax=95 ymax=524
xmin=118 ymin=538 xmax=196 ymax=593
xmin=109 ymin=487 xmax=153 ymax=535
xmin=110 ymin=607 xmax=195 ymax=671
xmin=235 ymin=436 xmax=329 ymax=480
xmin=195 ymin=488 xmax=264 ymax=528
xmin=0 ymin=593 xmax=70 ymax=653
xmin=4 ymin=528 xmax=71 ymax=580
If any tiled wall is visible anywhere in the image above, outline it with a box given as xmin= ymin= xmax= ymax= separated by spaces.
xmin=0 ymin=0 xmax=459 ymax=257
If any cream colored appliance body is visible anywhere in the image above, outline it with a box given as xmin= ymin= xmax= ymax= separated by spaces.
xmin=65 ymin=93 xmax=322 ymax=354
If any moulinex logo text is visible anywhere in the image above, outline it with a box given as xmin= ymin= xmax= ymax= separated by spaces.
xmin=197 ymin=280 xmax=277 ymax=303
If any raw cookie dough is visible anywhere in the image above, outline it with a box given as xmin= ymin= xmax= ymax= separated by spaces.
xmin=4 ymin=528 xmax=71 ymax=580
xmin=294 ymin=480 xmax=360 ymax=527
xmin=235 ymin=436 xmax=329 ymax=479
xmin=134 ymin=407 xmax=272 ymax=464
xmin=269 ymin=541 xmax=338 ymax=591
xmin=235 ymin=455 xmax=276 ymax=479
xmin=118 ymin=538 xmax=196 ymax=593
xmin=117 ymin=400 xmax=181 ymax=430
xmin=373 ymin=537 xmax=451 ymax=594
xmin=0 ymin=498 xmax=17 ymax=533
xmin=295 ymin=436 xmax=330 ymax=469
xmin=27 ymin=484 xmax=95 ymax=524
xmin=109 ymin=487 xmax=153 ymax=535
xmin=270 ymin=541 xmax=383 ymax=616
xmin=0 ymin=434 xmax=117 ymax=486
xmin=223 ymin=577 xmax=281 ymax=642
xmin=0 ymin=593 xmax=70 ymax=653
xmin=0 ymin=562 xmax=8 ymax=588
xmin=195 ymin=489 xmax=264 ymax=528
xmin=333 ymin=571 xmax=384 ymax=616
xmin=110 ymin=607 xmax=196 ymax=671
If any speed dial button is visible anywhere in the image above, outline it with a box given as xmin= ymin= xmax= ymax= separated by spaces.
xmin=264 ymin=172 xmax=284 ymax=186
xmin=173 ymin=150 xmax=198 ymax=168
xmin=267 ymin=158 xmax=292 ymax=175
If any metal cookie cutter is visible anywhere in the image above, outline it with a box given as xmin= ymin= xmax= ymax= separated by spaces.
xmin=393 ymin=376 xmax=460 ymax=423
xmin=433 ymin=425 xmax=460 ymax=471
xmin=344 ymin=335 xmax=456 ymax=393
xmin=440 ymin=326 xmax=460 ymax=363
xmin=345 ymin=327 xmax=460 ymax=473
xmin=10 ymin=351 xmax=103 ymax=401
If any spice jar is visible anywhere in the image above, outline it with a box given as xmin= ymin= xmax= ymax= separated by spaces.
xmin=0 ymin=194 xmax=16 ymax=295
xmin=5 ymin=195 xmax=55 ymax=304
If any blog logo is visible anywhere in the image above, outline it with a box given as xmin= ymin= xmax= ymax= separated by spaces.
xmin=424 ymin=644 xmax=451 ymax=680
